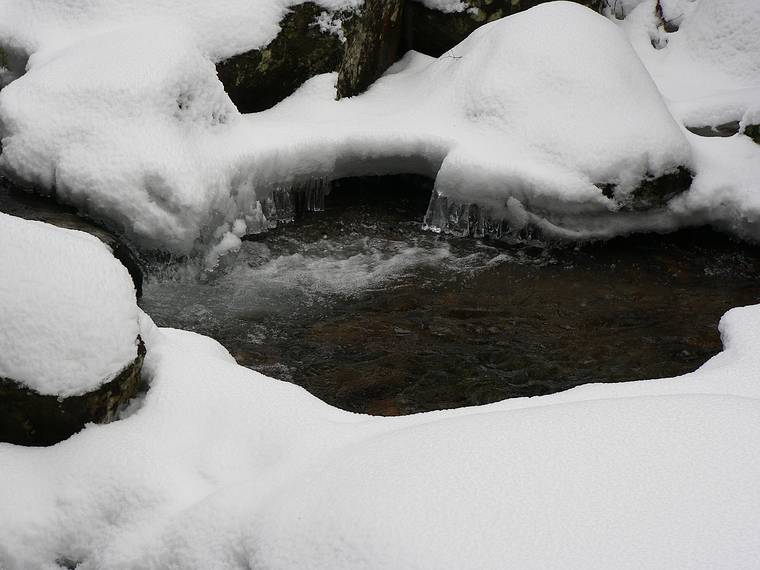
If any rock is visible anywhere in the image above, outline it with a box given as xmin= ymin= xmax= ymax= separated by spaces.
xmin=216 ymin=2 xmax=350 ymax=112
xmin=744 ymin=124 xmax=760 ymax=145
xmin=403 ymin=0 xmax=605 ymax=57
xmin=686 ymin=122 xmax=760 ymax=145
xmin=0 ymin=339 xmax=145 ymax=446
xmin=336 ymin=0 xmax=404 ymax=98
xmin=0 ymin=176 xmax=143 ymax=297
xmin=599 ymin=166 xmax=693 ymax=211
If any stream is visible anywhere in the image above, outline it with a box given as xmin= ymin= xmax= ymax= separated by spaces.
xmin=140 ymin=177 xmax=760 ymax=415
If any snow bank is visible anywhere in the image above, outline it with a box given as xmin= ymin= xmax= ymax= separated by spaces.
xmin=0 ymin=1 xmax=692 ymax=257
xmin=1 ymin=303 xmax=759 ymax=568
xmin=617 ymin=0 xmax=760 ymax=129
xmin=0 ymin=213 xmax=138 ymax=395
xmin=610 ymin=0 xmax=760 ymax=242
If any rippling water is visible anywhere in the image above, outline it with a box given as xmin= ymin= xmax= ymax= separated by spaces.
xmin=140 ymin=177 xmax=760 ymax=415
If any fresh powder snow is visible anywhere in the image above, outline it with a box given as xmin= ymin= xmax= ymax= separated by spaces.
xmin=0 ymin=213 xmax=139 ymax=395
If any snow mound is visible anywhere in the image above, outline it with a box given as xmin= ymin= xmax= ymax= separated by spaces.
xmin=617 ymin=0 xmax=760 ymax=128
xmin=0 ymin=213 xmax=138 ymax=396
xmin=420 ymin=1 xmax=691 ymax=212
xmin=1 ymin=1 xmax=691 ymax=257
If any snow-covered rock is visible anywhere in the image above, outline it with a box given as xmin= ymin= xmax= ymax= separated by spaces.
xmin=0 ymin=212 xmax=139 ymax=396
xmin=0 ymin=1 xmax=692 ymax=257
xmin=616 ymin=0 xmax=760 ymax=131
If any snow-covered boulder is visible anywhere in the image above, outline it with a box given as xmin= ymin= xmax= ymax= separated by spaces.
xmin=0 ymin=1 xmax=692 ymax=257
xmin=0 ymin=213 xmax=142 ymax=445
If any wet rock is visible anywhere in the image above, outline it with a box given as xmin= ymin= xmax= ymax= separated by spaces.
xmin=404 ymin=0 xmax=605 ymax=58
xmin=336 ymin=0 xmax=404 ymax=98
xmin=599 ymin=166 xmax=693 ymax=211
xmin=216 ymin=2 xmax=350 ymax=112
xmin=0 ymin=339 xmax=145 ymax=446
xmin=0 ymin=176 xmax=143 ymax=297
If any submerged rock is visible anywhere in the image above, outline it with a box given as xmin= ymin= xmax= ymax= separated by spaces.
xmin=0 ymin=340 xmax=145 ymax=446
xmin=216 ymin=3 xmax=350 ymax=112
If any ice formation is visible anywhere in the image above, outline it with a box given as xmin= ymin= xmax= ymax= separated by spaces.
xmin=0 ymin=213 xmax=139 ymax=395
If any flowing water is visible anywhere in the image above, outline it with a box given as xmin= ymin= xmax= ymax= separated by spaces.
xmin=140 ymin=177 xmax=760 ymax=415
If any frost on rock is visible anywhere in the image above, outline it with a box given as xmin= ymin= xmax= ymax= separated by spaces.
xmin=0 ymin=213 xmax=139 ymax=397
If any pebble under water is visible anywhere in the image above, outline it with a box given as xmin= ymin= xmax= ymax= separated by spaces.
xmin=140 ymin=177 xmax=760 ymax=415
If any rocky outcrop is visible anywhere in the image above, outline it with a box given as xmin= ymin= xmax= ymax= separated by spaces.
xmin=0 ymin=176 xmax=143 ymax=297
xmin=216 ymin=3 xmax=349 ymax=112
xmin=0 ymin=339 xmax=145 ymax=446
xmin=218 ymin=1 xmax=609 ymax=110
xmin=336 ymin=0 xmax=404 ymax=98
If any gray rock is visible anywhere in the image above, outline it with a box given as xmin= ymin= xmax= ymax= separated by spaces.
xmin=336 ymin=0 xmax=404 ymax=98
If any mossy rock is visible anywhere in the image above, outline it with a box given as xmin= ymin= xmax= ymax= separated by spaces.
xmin=0 ymin=339 xmax=146 ymax=446
xmin=217 ymin=3 xmax=352 ymax=112
xmin=403 ymin=0 xmax=605 ymax=57
xmin=336 ymin=0 xmax=404 ymax=98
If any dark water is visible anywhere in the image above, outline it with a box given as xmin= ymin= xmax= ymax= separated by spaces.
xmin=140 ymin=178 xmax=760 ymax=415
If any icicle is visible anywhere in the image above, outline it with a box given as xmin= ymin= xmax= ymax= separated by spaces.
xmin=423 ymin=190 xmax=532 ymax=243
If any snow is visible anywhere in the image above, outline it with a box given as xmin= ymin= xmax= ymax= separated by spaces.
xmin=1 ymin=302 xmax=759 ymax=568
xmin=0 ymin=1 xmax=694 ymax=258
xmin=1 ymin=1 xmax=760 ymax=564
xmin=411 ymin=0 xmax=468 ymax=13
xmin=609 ymin=0 xmax=760 ymax=246
xmin=0 ymin=213 xmax=139 ymax=395
xmin=616 ymin=0 xmax=760 ymax=129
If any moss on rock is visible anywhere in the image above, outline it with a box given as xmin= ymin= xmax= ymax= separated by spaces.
xmin=336 ymin=0 xmax=404 ymax=98
xmin=216 ymin=3 xmax=350 ymax=112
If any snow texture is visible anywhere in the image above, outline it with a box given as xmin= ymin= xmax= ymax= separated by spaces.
xmin=0 ymin=1 xmax=693 ymax=257
xmin=0 ymin=213 xmax=138 ymax=395
xmin=0 ymin=302 xmax=759 ymax=568
xmin=411 ymin=0 xmax=469 ymax=13
xmin=617 ymin=0 xmax=760 ymax=129
xmin=611 ymin=0 xmax=760 ymax=242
